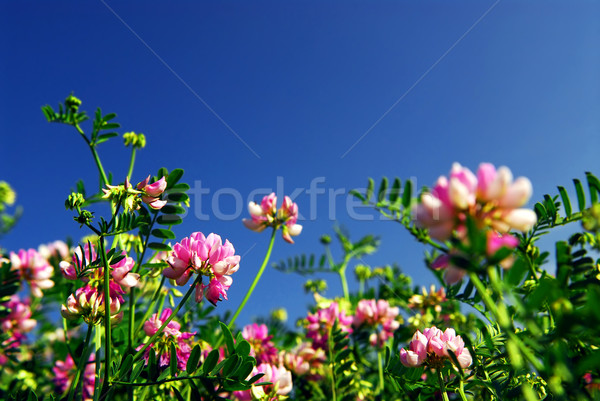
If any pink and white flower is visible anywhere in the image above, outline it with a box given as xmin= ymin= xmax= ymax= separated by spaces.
xmin=10 ymin=248 xmax=54 ymax=297
xmin=137 ymin=175 xmax=167 ymax=210
xmin=306 ymin=301 xmax=353 ymax=350
xmin=353 ymin=299 xmax=401 ymax=347
xmin=243 ymin=193 xmax=303 ymax=243
xmin=163 ymin=232 xmax=240 ymax=306
xmin=400 ymin=326 xmax=472 ymax=369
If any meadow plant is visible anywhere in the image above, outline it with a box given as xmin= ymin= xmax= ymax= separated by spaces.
xmin=0 ymin=95 xmax=598 ymax=400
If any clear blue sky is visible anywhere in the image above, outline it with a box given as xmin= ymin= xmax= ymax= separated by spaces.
xmin=1 ymin=1 xmax=599 ymax=326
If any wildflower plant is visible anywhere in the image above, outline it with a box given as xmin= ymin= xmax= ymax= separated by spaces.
xmin=0 ymin=95 xmax=599 ymax=401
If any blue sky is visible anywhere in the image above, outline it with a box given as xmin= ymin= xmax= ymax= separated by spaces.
xmin=1 ymin=1 xmax=599 ymax=326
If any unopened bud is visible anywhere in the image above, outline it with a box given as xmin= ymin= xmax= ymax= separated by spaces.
xmin=65 ymin=192 xmax=86 ymax=210
xmin=123 ymin=132 xmax=147 ymax=149
xmin=65 ymin=94 xmax=82 ymax=112
xmin=320 ymin=234 xmax=332 ymax=245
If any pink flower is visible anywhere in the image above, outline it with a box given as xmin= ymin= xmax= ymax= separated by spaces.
xmin=400 ymin=330 xmax=428 ymax=367
xmin=137 ymin=175 xmax=167 ymax=210
xmin=242 ymin=323 xmax=279 ymax=364
xmin=1 ymin=295 xmax=37 ymax=336
xmin=414 ymin=163 xmax=537 ymax=241
xmin=400 ymin=326 xmax=472 ymax=369
xmin=38 ymin=240 xmax=70 ymax=261
xmin=306 ymin=302 xmax=353 ymax=350
xmin=353 ymin=299 xmax=400 ymax=347
xmin=137 ymin=308 xmax=195 ymax=371
xmin=53 ymin=354 xmax=95 ymax=401
xmin=243 ymin=193 xmax=303 ymax=244
xmin=163 ymin=232 xmax=240 ymax=306
xmin=235 ymin=363 xmax=293 ymax=401
xmin=10 ymin=249 xmax=54 ymax=297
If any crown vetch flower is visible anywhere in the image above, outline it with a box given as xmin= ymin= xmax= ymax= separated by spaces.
xmin=353 ymin=299 xmax=401 ymax=347
xmin=53 ymin=354 xmax=95 ymax=401
xmin=235 ymin=363 xmax=293 ymax=401
xmin=414 ymin=163 xmax=537 ymax=241
xmin=306 ymin=301 xmax=353 ymax=350
xmin=242 ymin=323 xmax=279 ymax=364
xmin=137 ymin=308 xmax=195 ymax=371
xmin=10 ymin=248 xmax=54 ymax=297
xmin=60 ymin=243 xmax=139 ymax=324
xmin=137 ymin=175 xmax=167 ymax=210
xmin=163 ymin=232 xmax=240 ymax=306
xmin=243 ymin=193 xmax=303 ymax=243
xmin=400 ymin=326 xmax=472 ymax=369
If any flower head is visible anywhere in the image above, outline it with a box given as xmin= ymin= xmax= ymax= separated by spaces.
xmin=10 ymin=248 xmax=54 ymax=297
xmin=53 ymin=354 xmax=95 ymax=401
xmin=137 ymin=308 xmax=195 ymax=371
xmin=306 ymin=301 xmax=353 ymax=350
xmin=353 ymin=299 xmax=401 ymax=347
xmin=137 ymin=175 xmax=167 ymax=210
xmin=243 ymin=193 xmax=303 ymax=243
xmin=242 ymin=323 xmax=279 ymax=364
xmin=163 ymin=232 xmax=240 ymax=306
xmin=414 ymin=163 xmax=537 ymax=241
xmin=400 ymin=326 xmax=472 ymax=370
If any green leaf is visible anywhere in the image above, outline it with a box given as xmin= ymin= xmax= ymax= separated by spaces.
xmin=221 ymin=354 xmax=241 ymax=377
xmin=103 ymin=112 xmax=117 ymax=121
xmin=100 ymin=122 xmax=120 ymax=130
xmin=389 ymin=177 xmax=401 ymax=204
xmin=118 ymin=354 xmax=134 ymax=378
xmin=401 ymin=179 xmax=413 ymax=208
xmin=147 ymin=242 xmax=172 ymax=252
xmin=574 ymin=179 xmax=586 ymax=212
xmin=248 ymin=373 xmax=265 ymax=384
xmin=365 ymin=178 xmax=374 ymax=203
xmin=152 ymin=228 xmax=176 ymax=239
xmin=95 ymin=132 xmax=119 ymax=145
xmin=349 ymin=189 xmax=365 ymax=202
xmin=236 ymin=340 xmax=251 ymax=358
xmin=166 ymin=192 xmax=189 ymax=203
xmin=160 ymin=204 xmax=186 ymax=214
xmin=170 ymin=343 xmax=178 ymax=377
xmin=557 ymin=186 xmax=572 ymax=217
xmin=157 ymin=215 xmax=183 ymax=225
xmin=586 ymin=172 xmax=600 ymax=204
xmin=186 ymin=345 xmax=201 ymax=375
xmin=172 ymin=387 xmax=186 ymax=401
xmin=148 ymin=348 xmax=158 ymax=380
xmin=131 ymin=360 xmax=145 ymax=381
xmin=220 ymin=322 xmax=235 ymax=356
xmin=377 ymin=176 xmax=388 ymax=203
xmin=166 ymin=169 xmax=184 ymax=188
xmin=203 ymin=349 xmax=220 ymax=375
xmin=170 ymin=183 xmax=190 ymax=191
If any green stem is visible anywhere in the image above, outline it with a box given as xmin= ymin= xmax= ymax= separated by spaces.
xmin=338 ymin=260 xmax=350 ymax=302
xmin=93 ymin=326 xmax=102 ymax=401
xmin=74 ymin=124 xmax=109 ymax=187
xmin=437 ymin=370 xmax=450 ymax=401
xmin=458 ymin=379 xmax=469 ymax=401
xmin=99 ymin=238 xmax=112 ymax=396
xmin=127 ymin=148 xmax=137 ymax=180
xmin=133 ymin=274 xmax=203 ymax=363
xmin=227 ymin=228 xmax=277 ymax=329
xmin=377 ymin=349 xmax=385 ymax=395
xmin=128 ymin=287 xmax=135 ymax=352
xmin=67 ymin=324 xmax=93 ymax=401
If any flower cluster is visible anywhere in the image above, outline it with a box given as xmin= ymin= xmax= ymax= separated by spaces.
xmin=408 ymin=285 xmax=447 ymax=313
xmin=0 ymin=295 xmax=37 ymax=364
xmin=414 ymin=163 xmax=537 ymax=241
xmin=101 ymin=175 xmax=167 ymax=211
xmin=242 ymin=323 xmax=279 ymax=364
xmin=53 ymin=354 xmax=95 ymax=401
xmin=306 ymin=301 xmax=353 ymax=350
xmin=163 ymin=232 xmax=240 ymax=305
xmin=10 ymin=248 xmax=54 ymax=297
xmin=235 ymin=363 xmax=293 ymax=401
xmin=353 ymin=299 xmax=401 ymax=347
xmin=60 ymin=243 xmax=139 ymax=324
xmin=400 ymin=326 xmax=472 ymax=370
xmin=137 ymin=308 xmax=195 ymax=370
xmin=243 ymin=193 xmax=303 ymax=243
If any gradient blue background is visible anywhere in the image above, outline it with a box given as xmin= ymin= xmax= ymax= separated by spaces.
xmin=1 ymin=1 xmax=599 ymax=327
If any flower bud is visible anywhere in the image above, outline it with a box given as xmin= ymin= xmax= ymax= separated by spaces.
xmin=74 ymin=210 xmax=94 ymax=227
xmin=65 ymin=94 xmax=82 ymax=112
xmin=65 ymin=192 xmax=85 ymax=210
xmin=123 ymin=131 xmax=147 ymax=149
xmin=320 ymin=234 xmax=332 ymax=245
